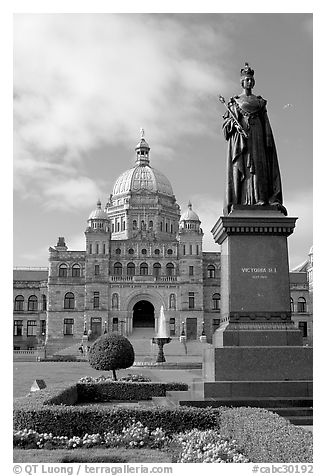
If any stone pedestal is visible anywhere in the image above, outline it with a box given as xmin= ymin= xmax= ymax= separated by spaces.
xmin=204 ymin=205 xmax=313 ymax=407
xmin=211 ymin=205 xmax=302 ymax=347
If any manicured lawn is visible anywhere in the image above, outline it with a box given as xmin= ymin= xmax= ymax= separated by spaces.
xmin=13 ymin=362 xmax=201 ymax=398
xmin=13 ymin=447 xmax=173 ymax=463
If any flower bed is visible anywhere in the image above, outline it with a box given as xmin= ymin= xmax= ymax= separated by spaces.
xmin=14 ymin=421 xmax=249 ymax=463
xmin=79 ymin=374 xmax=152 ymax=383
xmin=219 ymin=407 xmax=313 ymax=463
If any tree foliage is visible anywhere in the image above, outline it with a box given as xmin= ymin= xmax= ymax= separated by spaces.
xmin=88 ymin=333 xmax=135 ymax=380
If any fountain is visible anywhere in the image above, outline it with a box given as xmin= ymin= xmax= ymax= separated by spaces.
xmin=152 ymin=306 xmax=171 ymax=363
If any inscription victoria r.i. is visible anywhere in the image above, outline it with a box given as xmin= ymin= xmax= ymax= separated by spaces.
xmin=241 ymin=267 xmax=277 ymax=273
xmin=241 ymin=267 xmax=277 ymax=279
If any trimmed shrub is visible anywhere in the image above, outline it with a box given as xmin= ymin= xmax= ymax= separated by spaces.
xmin=219 ymin=407 xmax=313 ymax=463
xmin=13 ymin=382 xmax=218 ymax=437
xmin=14 ymin=404 xmax=219 ymax=438
xmin=76 ymin=381 xmax=188 ymax=402
xmin=89 ymin=334 xmax=135 ymax=380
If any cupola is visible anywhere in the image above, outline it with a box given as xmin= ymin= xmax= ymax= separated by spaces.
xmin=87 ymin=199 xmax=109 ymax=231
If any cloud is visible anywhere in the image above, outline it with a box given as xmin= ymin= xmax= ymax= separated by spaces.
xmin=14 ymin=14 xmax=229 ymax=209
xmin=42 ymin=176 xmax=103 ymax=211
xmin=65 ymin=233 xmax=86 ymax=252
xmin=188 ymin=191 xmax=312 ymax=268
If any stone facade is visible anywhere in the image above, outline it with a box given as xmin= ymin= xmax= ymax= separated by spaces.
xmin=13 ymin=135 xmax=313 ymax=354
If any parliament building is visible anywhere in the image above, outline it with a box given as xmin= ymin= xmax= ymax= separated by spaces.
xmin=13 ymin=134 xmax=313 ymax=356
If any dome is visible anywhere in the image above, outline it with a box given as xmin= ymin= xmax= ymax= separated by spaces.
xmin=112 ymin=165 xmax=174 ymax=197
xmin=112 ymin=131 xmax=174 ymax=198
xmin=88 ymin=200 xmax=108 ymax=220
xmin=180 ymin=201 xmax=200 ymax=222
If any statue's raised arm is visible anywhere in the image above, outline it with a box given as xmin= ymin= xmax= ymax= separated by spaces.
xmin=221 ymin=62 xmax=286 ymax=215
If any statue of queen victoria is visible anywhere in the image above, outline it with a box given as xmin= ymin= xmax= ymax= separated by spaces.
xmin=221 ymin=63 xmax=286 ymax=215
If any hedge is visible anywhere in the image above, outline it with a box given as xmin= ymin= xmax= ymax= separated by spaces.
xmin=14 ymin=382 xmax=219 ymax=437
xmin=77 ymin=381 xmax=188 ymax=402
xmin=219 ymin=407 xmax=313 ymax=463
xmin=14 ymin=396 xmax=219 ymax=437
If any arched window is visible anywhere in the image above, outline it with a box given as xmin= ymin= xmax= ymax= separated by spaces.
xmin=149 ymin=220 xmax=153 ymax=229
xmin=140 ymin=262 xmax=148 ymax=276
xmin=14 ymin=295 xmax=24 ymax=311
xmin=207 ymin=265 xmax=216 ymax=278
xmin=72 ymin=264 xmax=81 ymax=277
xmin=59 ymin=263 xmax=68 ymax=277
xmin=127 ymin=262 xmax=135 ymax=276
xmin=141 ymin=248 xmax=147 ymax=255
xmin=113 ymin=262 xmax=122 ymax=276
xmin=28 ymin=295 xmax=38 ymax=311
xmin=290 ymin=297 xmax=294 ymax=312
xmin=41 ymin=294 xmax=47 ymax=311
xmin=64 ymin=292 xmax=75 ymax=310
xmin=166 ymin=263 xmax=174 ymax=277
xmin=212 ymin=293 xmax=220 ymax=310
xmin=133 ymin=220 xmax=137 ymax=230
xmin=297 ymin=297 xmax=307 ymax=313
xmin=154 ymin=248 xmax=160 ymax=255
xmin=167 ymin=248 xmax=173 ymax=255
xmin=112 ymin=293 xmax=119 ymax=310
xmin=128 ymin=248 xmax=134 ymax=255
xmin=169 ymin=293 xmax=176 ymax=309
xmin=153 ymin=263 xmax=161 ymax=278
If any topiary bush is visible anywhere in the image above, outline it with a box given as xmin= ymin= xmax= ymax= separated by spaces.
xmin=88 ymin=333 xmax=135 ymax=380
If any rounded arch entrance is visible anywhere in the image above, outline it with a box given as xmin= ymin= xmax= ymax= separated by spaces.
xmin=126 ymin=291 xmax=164 ymax=335
xmin=133 ymin=300 xmax=155 ymax=328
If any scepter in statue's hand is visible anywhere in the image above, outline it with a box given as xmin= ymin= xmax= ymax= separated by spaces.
xmin=218 ymin=95 xmax=248 ymax=139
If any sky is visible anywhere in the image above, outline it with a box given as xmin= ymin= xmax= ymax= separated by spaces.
xmin=13 ymin=12 xmax=313 ymax=269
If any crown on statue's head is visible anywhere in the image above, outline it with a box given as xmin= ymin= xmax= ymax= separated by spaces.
xmin=240 ymin=62 xmax=254 ymax=78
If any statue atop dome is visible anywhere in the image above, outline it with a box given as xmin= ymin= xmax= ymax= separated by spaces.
xmin=220 ymin=62 xmax=287 ymax=216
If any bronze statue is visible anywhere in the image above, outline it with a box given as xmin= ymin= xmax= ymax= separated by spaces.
xmin=220 ymin=63 xmax=286 ymax=215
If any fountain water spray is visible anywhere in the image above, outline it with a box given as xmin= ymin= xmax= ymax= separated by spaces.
xmin=152 ymin=305 xmax=171 ymax=362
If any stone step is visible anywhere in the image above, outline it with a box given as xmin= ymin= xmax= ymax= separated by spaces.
xmin=287 ymin=416 xmax=313 ymax=426
xmin=266 ymin=407 xmax=313 ymax=417
xmin=53 ymin=336 xmax=205 ymax=361
xmin=179 ymin=397 xmax=313 ymax=409
xmin=203 ymin=380 xmax=313 ymax=398
xmin=151 ymin=396 xmax=177 ymax=408
xmin=129 ymin=337 xmax=204 ymax=356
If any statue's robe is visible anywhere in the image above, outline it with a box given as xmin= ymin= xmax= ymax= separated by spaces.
xmin=223 ymin=94 xmax=283 ymax=215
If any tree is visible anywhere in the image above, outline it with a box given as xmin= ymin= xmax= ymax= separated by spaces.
xmin=88 ymin=333 xmax=135 ymax=380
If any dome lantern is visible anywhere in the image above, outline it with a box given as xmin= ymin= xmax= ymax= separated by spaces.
xmin=135 ymin=128 xmax=150 ymax=166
